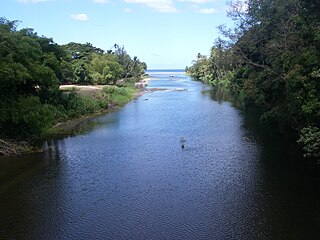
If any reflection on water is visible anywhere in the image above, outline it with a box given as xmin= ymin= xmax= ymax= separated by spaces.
xmin=205 ymin=87 xmax=245 ymax=109
xmin=1 ymin=74 xmax=320 ymax=240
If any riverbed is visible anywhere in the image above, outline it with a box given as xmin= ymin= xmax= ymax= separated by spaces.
xmin=1 ymin=71 xmax=319 ymax=239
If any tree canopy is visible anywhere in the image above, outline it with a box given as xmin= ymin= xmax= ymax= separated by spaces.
xmin=187 ymin=0 xmax=320 ymax=161
xmin=0 ymin=17 xmax=147 ymax=139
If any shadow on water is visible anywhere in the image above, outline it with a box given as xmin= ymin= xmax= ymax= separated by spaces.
xmin=206 ymin=86 xmax=319 ymax=167
xmin=203 ymin=87 xmax=245 ymax=109
xmin=1 ymin=76 xmax=320 ymax=240
xmin=206 ymin=86 xmax=320 ymax=240
xmin=242 ymin=106 xmax=320 ymax=240
xmin=0 ymin=140 xmax=66 ymax=239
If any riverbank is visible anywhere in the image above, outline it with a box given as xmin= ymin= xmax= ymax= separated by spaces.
xmin=0 ymin=78 xmax=150 ymax=157
xmin=0 ymin=139 xmax=36 ymax=156
xmin=3 ymin=72 xmax=319 ymax=240
xmin=50 ymin=78 xmax=150 ymax=136
xmin=59 ymin=77 xmax=150 ymax=98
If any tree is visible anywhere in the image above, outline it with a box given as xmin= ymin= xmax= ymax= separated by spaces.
xmin=188 ymin=0 xmax=320 ymax=159
xmin=0 ymin=18 xmax=63 ymax=137
xmin=0 ymin=17 xmax=147 ymax=141
xmin=103 ymin=61 xmax=123 ymax=84
xmin=113 ymin=44 xmax=147 ymax=79
xmin=87 ymin=53 xmax=123 ymax=84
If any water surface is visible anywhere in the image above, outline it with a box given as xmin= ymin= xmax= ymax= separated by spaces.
xmin=1 ymin=71 xmax=319 ymax=239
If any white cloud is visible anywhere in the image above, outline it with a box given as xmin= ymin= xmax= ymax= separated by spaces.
xmin=17 ymin=0 xmax=50 ymax=3
xmin=91 ymin=0 xmax=109 ymax=3
xmin=124 ymin=0 xmax=177 ymax=13
xmin=123 ymin=0 xmax=222 ymax=13
xmin=124 ymin=8 xmax=133 ymax=12
xmin=197 ymin=7 xmax=216 ymax=14
xmin=70 ymin=13 xmax=89 ymax=21
xmin=177 ymin=0 xmax=216 ymax=3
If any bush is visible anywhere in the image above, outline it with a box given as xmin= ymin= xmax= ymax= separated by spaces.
xmin=103 ymin=85 xmax=136 ymax=105
xmin=0 ymin=96 xmax=56 ymax=138
xmin=297 ymin=126 xmax=320 ymax=161
xmin=58 ymin=91 xmax=108 ymax=118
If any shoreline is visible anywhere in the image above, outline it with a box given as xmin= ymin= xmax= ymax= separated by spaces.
xmin=0 ymin=78 xmax=151 ymax=157
xmin=51 ymin=78 xmax=151 ymax=137
xmin=146 ymin=72 xmax=186 ymax=75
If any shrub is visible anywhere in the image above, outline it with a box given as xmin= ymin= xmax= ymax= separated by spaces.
xmin=102 ymin=85 xmax=136 ymax=105
xmin=297 ymin=126 xmax=320 ymax=162
xmin=0 ymin=96 xmax=56 ymax=138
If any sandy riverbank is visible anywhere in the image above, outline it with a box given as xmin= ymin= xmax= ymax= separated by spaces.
xmin=59 ymin=85 xmax=105 ymax=97
xmin=54 ymin=79 xmax=151 ymax=135
xmin=59 ymin=78 xmax=151 ymax=97
xmin=1 ymin=79 xmax=152 ymax=156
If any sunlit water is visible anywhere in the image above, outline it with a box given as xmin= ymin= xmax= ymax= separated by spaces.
xmin=1 ymin=72 xmax=320 ymax=239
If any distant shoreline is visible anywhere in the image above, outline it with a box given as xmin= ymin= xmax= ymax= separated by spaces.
xmin=146 ymin=70 xmax=186 ymax=75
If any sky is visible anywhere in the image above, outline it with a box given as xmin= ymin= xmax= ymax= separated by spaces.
xmin=1 ymin=0 xmax=233 ymax=69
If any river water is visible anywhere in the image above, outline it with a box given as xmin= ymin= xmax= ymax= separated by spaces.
xmin=1 ymin=72 xmax=320 ymax=239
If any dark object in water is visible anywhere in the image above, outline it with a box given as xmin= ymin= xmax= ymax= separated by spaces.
xmin=180 ymin=137 xmax=186 ymax=149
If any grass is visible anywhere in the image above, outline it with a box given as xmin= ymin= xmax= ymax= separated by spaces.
xmin=48 ymin=84 xmax=138 ymax=137
xmin=103 ymin=85 xmax=137 ymax=105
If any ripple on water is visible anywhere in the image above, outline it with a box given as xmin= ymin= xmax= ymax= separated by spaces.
xmin=1 ymin=75 xmax=319 ymax=240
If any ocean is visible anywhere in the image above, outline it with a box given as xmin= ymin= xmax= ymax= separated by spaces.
xmin=146 ymin=69 xmax=185 ymax=74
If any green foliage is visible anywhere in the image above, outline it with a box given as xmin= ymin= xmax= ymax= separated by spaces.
xmin=298 ymin=127 xmax=320 ymax=161
xmin=89 ymin=53 xmax=118 ymax=73
xmin=187 ymin=43 xmax=236 ymax=88
xmin=0 ymin=17 xmax=66 ymax=103
xmin=62 ymin=43 xmax=147 ymax=85
xmin=0 ymin=17 xmax=144 ymax=141
xmin=73 ymin=60 xmax=91 ymax=84
xmin=60 ymin=91 xmax=108 ymax=118
xmin=187 ymin=0 xmax=320 ymax=161
xmin=0 ymin=96 xmax=56 ymax=138
xmin=87 ymin=54 xmax=123 ymax=84
xmin=60 ymin=60 xmax=75 ymax=84
xmin=62 ymin=42 xmax=104 ymax=62
xmin=113 ymin=44 xmax=147 ymax=80
xmin=103 ymin=85 xmax=136 ymax=105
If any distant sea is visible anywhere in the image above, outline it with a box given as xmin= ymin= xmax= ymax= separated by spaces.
xmin=146 ymin=69 xmax=185 ymax=74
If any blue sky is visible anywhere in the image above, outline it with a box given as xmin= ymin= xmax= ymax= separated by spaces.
xmin=1 ymin=0 xmax=232 ymax=69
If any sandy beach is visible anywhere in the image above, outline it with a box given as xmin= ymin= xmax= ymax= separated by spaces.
xmin=59 ymin=77 xmax=151 ymax=97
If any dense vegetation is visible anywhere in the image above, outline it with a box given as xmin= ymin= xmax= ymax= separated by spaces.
xmin=0 ymin=17 xmax=146 ymax=143
xmin=187 ymin=0 xmax=320 ymax=161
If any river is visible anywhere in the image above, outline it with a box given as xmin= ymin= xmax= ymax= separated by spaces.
xmin=1 ymin=71 xmax=319 ymax=239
